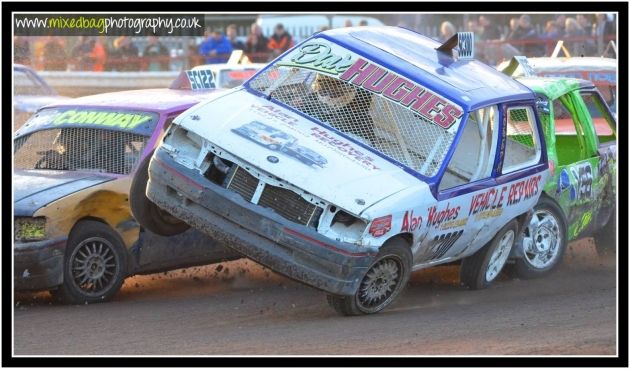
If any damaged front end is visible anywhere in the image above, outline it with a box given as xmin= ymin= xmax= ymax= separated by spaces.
xmin=146 ymin=137 xmax=380 ymax=296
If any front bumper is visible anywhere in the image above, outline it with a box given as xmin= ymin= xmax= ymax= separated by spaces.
xmin=146 ymin=148 xmax=377 ymax=296
xmin=14 ymin=237 xmax=66 ymax=291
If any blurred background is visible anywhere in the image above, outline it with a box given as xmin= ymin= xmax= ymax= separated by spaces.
xmin=13 ymin=12 xmax=618 ymax=98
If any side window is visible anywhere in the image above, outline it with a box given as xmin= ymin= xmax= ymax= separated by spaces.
xmin=440 ymin=106 xmax=498 ymax=191
xmin=579 ymin=91 xmax=617 ymax=143
xmin=552 ymin=97 xmax=587 ymax=165
xmin=502 ymin=106 xmax=541 ymax=174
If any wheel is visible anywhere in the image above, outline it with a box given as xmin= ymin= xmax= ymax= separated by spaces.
xmin=326 ymin=239 xmax=412 ymax=316
xmin=594 ymin=207 xmax=616 ymax=257
xmin=51 ymin=221 xmax=127 ymax=304
xmin=129 ymin=151 xmax=189 ymax=236
xmin=461 ymin=220 xmax=518 ymax=290
xmin=511 ymin=196 xmax=568 ymax=278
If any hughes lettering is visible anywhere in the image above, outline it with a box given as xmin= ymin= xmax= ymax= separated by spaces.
xmin=340 ymin=58 xmax=463 ymax=129
xmin=310 ymin=127 xmax=380 ymax=170
xmin=426 ymin=202 xmax=460 ymax=228
xmin=289 ymin=43 xmax=354 ymax=74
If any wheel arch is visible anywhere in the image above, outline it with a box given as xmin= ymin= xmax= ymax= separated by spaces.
xmin=382 ymin=232 xmax=413 ymax=248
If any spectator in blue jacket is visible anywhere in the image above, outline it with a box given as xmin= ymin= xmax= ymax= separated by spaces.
xmin=199 ymin=29 xmax=233 ymax=64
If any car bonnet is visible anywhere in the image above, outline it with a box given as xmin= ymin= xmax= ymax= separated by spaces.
xmin=175 ymin=89 xmax=429 ymax=215
xmin=14 ymin=169 xmax=115 ymax=216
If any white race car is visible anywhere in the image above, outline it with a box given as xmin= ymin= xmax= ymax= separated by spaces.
xmin=134 ymin=28 xmax=551 ymax=315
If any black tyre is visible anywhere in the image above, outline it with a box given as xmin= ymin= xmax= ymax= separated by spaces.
xmin=461 ymin=220 xmax=518 ymax=290
xmin=511 ymin=196 xmax=568 ymax=279
xmin=51 ymin=221 xmax=127 ymax=304
xmin=594 ymin=207 xmax=616 ymax=257
xmin=326 ymin=238 xmax=412 ymax=316
xmin=129 ymin=151 xmax=189 ymax=236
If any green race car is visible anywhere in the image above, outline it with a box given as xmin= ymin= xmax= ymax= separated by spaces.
xmin=503 ymin=58 xmax=617 ymax=277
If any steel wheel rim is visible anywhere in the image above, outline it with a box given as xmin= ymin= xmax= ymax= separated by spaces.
xmin=522 ymin=209 xmax=562 ymax=269
xmin=69 ymin=237 xmax=119 ymax=297
xmin=357 ymin=256 xmax=403 ymax=312
xmin=486 ymin=229 xmax=515 ymax=282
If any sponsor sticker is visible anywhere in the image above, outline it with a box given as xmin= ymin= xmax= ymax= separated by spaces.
xmin=369 ymin=215 xmax=392 ymax=237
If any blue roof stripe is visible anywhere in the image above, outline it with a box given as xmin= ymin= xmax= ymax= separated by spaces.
xmin=315 ymin=26 xmax=535 ymax=110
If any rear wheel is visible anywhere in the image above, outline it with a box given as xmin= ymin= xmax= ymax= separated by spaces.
xmin=129 ymin=151 xmax=189 ymax=236
xmin=327 ymin=239 xmax=412 ymax=316
xmin=51 ymin=221 xmax=127 ymax=304
xmin=461 ymin=220 xmax=517 ymax=290
xmin=512 ymin=196 xmax=567 ymax=279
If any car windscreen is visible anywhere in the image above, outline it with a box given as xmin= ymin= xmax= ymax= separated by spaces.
xmin=248 ymin=39 xmax=465 ymax=177
xmin=14 ymin=108 xmax=159 ymax=175
xmin=219 ymin=68 xmax=260 ymax=89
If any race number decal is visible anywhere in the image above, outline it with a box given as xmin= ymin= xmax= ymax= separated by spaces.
xmin=186 ymin=69 xmax=215 ymax=90
xmin=426 ymin=230 xmax=464 ymax=261
xmin=571 ymin=163 xmax=593 ymax=200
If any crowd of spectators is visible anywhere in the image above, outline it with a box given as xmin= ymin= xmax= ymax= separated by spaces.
xmin=14 ymin=14 xmax=617 ymax=72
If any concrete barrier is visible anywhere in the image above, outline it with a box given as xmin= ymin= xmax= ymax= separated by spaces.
xmin=38 ymin=71 xmax=180 ymax=97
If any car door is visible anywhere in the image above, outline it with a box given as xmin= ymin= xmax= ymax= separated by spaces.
xmin=415 ymin=105 xmax=502 ymax=266
xmin=550 ymin=90 xmax=605 ymax=240
xmin=576 ymin=89 xmax=617 ymax=235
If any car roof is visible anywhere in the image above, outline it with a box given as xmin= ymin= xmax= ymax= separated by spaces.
xmin=515 ymin=76 xmax=594 ymax=101
xmin=317 ymin=26 xmax=534 ymax=110
xmin=43 ymin=88 xmax=222 ymax=113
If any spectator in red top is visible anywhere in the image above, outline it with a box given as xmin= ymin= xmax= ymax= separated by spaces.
xmin=91 ymin=36 xmax=107 ymax=72
xmin=267 ymin=23 xmax=293 ymax=60
xmin=245 ymin=23 xmax=269 ymax=62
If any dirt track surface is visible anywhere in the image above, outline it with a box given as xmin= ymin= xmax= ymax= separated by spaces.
xmin=14 ymin=238 xmax=617 ymax=355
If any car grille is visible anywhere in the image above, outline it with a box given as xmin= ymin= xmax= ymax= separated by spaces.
xmin=225 ymin=166 xmax=259 ymax=202
xmin=225 ymin=165 xmax=322 ymax=228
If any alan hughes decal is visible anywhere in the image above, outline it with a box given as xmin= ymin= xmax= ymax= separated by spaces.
xmin=278 ymin=39 xmax=464 ymax=131
xmin=397 ymin=174 xmax=543 ymax=236
xmin=249 ymin=104 xmax=299 ymax=127
xmin=231 ymin=121 xmax=328 ymax=168
xmin=248 ymin=104 xmax=381 ymax=171
xmin=469 ymin=175 xmax=543 ymax=220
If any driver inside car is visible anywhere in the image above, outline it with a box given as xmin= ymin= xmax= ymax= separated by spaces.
xmin=298 ymin=74 xmax=379 ymax=146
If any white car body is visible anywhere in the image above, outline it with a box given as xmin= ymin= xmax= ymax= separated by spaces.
xmin=142 ymin=27 xmax=551 ymax=313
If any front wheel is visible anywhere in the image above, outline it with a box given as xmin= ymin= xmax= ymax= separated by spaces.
xmin=511 ymin=196 xmax=568 ymax=279
xmin=129 ymin=151 xmax=190 ymax=236
xmin=326 ymin=239 xmax=412 ymax=316
xmin=51 ymin=221 xmax=127 ymax=304
xmin=460 ymin=220 xmax=517 ymax=290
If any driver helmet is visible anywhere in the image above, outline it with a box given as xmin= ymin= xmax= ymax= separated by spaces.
xmin=311 ymin=74 xmax=357 ymax=109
